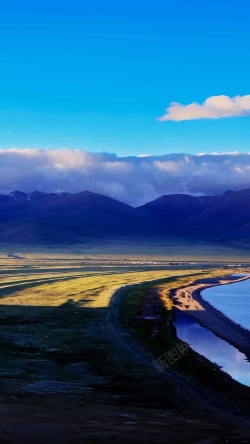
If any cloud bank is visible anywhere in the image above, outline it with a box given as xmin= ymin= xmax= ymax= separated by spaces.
xmin=1 ymin=148 xmax=250 ymax=206
xmin=158 ymin=95 xmax=250 ymax=121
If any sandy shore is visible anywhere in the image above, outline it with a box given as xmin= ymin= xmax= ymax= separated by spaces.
xmin=172 ymin=275 xmax=250 ymax=361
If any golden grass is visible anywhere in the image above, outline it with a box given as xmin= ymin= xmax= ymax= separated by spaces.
xmin=0 ymin=246 xmax=247 ymax=311
xmin=0 ymin=269 xmax=201 ymax=308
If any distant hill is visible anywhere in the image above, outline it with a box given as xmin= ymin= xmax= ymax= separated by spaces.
xmin=0 ymin=190 xmax=163 ymax=244
xmin=0 ymin=188 xmax=249 ymax=244
xmin=137 ymin=188 xmax=250 ymax=243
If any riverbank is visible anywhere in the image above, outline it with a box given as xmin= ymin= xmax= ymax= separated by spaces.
xmin=172 ymin=274 xmax=250 ymax=360
xmin=118 ymin=273 xmax=250 ymax=441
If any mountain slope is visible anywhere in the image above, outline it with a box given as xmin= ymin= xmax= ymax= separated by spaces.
xmin=0 ymin=190 xmax=163 ymax=244
xmin=0 ymin=188 xmax=250 ymax=244
xmin=137 ymin=189 xmax=250 ymax=242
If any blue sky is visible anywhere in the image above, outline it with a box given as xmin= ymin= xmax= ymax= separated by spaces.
xmin=1 ymin=0 xmax=250 ymax=155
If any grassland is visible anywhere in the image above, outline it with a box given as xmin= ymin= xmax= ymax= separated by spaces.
xmin=0 ymin=248 xmax=249 ymax=443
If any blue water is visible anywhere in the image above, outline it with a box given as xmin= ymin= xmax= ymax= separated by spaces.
xmin=201 ymin=277 xmax=250 ymax=331
xmin=174 ymin=312 xmax=250 ymax=387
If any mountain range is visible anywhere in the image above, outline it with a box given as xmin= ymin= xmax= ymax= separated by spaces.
xmin=0 ymin=188 xmax=249 ymax=245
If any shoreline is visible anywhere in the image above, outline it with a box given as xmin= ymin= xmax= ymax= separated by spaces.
xmin=172 ymin=274 xmax=250 ymax=361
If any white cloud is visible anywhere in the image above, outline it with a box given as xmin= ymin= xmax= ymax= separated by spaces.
xmin=158 ymin=95 xmax=250 ymax=121
xmin=0 ymin=149 xmax=250 ymax=206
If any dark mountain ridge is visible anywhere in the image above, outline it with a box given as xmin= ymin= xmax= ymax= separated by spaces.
xmin=0 ymin=188 xmax=249 ymax=244
xmin=0 ymin=190 xmax=163 ymax=244
xmin=137 ymin=188 xmax=250 ymax=242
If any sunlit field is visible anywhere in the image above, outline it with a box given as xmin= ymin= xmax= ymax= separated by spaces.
xmin=0 ymin=247 xmax=249 ymax=442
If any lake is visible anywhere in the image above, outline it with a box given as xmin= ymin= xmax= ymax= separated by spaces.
xmin=201 ymin=276 xmax=250 ymax=331
xmin=174 ymin=311 xmax=250 ymax=387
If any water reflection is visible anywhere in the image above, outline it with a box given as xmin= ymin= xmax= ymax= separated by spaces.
xmin=174 ymin=312 xmax=250 ymax=387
